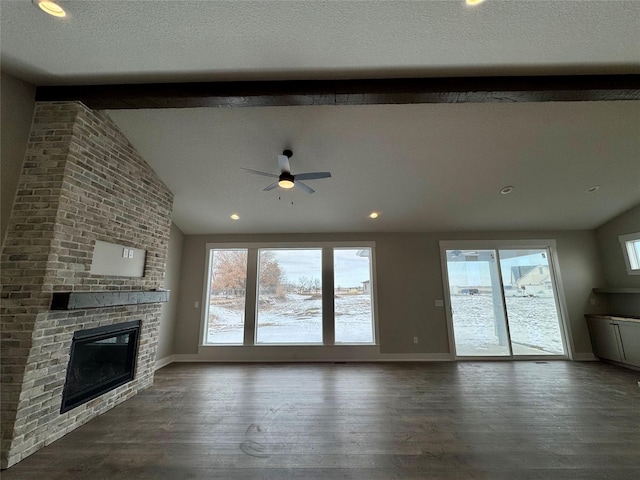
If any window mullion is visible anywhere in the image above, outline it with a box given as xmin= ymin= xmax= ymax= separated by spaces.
xmin=322 ymin=247 xmax=335 ymax=345
xmin=244 ymin=248 xmax=259 ymax=345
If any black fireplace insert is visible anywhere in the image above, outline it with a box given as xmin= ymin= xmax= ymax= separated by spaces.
xmin=60 ymin=320 xmax=141 ymax=413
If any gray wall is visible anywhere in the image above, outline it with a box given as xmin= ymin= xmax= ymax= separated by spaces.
xmin=594 ymin=204 xmax=640 ymax=316
xmin=1 ymin=72 xmax=36 ymax=245
xmin=595 ymin=204 xmax=640 ymax=289
xmin=157 ymin=223 xmax=184 ymax=363
xmin=173 ymin=230 xmax=601 ymax=358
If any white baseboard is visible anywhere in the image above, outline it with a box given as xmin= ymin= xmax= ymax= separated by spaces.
xmin=377 ymin=353 xmax=452 ymax=361
xmin=162 ymin=352 xmax=604 ymax=365
xmin=164 ymin=349 xmax=452 ymax=364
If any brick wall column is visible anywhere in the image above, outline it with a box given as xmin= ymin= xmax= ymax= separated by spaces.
xmin=1 ymin=102 xmax=173 ymax=468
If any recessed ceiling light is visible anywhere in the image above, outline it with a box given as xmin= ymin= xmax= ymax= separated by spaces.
xmin=466 ymin=0 xmax=486 ymax=6
xmin=33 ymin=0 xmax=67 ymax=17
xmin=587 ymin=185 xmax=600 ymax=193
xmin=230 ymin=214 xmax=240 ymax=220
xmin=500 ymin=186 xmax=514 ymax=195
xmin=369 ymin=212 xmax=379 ymax=219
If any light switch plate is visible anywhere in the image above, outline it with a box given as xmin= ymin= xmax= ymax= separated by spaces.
xmin=435 ymin=299 xmax=444 ymax=307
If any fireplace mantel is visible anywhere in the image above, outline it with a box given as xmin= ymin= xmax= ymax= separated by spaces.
xmin=51 ymin=290 xmax=170 ymax=310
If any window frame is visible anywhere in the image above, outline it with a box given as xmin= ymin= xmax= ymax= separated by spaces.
xmin=255 ymin=247 xmax=324 ymax=345
xmin=333 ymin=247 xmax=375 ymax=344
xmin=619 ymin=232 xmax=640 ymax=275
xmin=200 ymin=241 xmax=378 ymax=346
xmin=202 ymin=247 xmax=250 ymax=345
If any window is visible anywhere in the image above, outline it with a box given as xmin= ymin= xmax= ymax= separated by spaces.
xmin=334 ymin=248 xmax=374 ymax=343
xmin=205 ymin=249 xmax=248 ymax=344
xmin=619 ymin=232 xmax=640 ymax=275
xmin=256 ymin=249 xmax=323 ymax=344
xmin=202 ymin=243 xmax=376 ymax=346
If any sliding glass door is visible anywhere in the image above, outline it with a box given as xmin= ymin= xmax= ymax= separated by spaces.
xmin=445 ymin=250 xmax=511 ymax=356
xmin=444 ymin=245 xmax=566 ymax=358
xmin=499 ymin=249 xmax=565 ymax=355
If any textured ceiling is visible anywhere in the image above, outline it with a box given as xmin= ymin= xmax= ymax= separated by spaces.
xmin=1 ymin=0 xmax=639 ymax=85
xmin=2 ymin=0 xmax=639 ymax=235
xmin=107 ymin=102 xmax=640 ymax=234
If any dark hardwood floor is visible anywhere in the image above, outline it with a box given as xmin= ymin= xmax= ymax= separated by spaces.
xmin=4 ymin=361 xmax=640 ymax=479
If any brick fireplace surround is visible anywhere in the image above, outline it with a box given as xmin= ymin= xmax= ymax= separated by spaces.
xmin=1 ymin=102 xmax=174 ymax=469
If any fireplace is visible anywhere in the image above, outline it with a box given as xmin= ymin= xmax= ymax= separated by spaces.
xmin=60 ymin=320 xmax=141 ymax=413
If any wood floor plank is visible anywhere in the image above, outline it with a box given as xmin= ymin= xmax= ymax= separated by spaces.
xmin=3 ymin=361 xmax=640 ymax=479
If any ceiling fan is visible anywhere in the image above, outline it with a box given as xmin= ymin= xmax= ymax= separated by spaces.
xmin=241 ymin=150 xmax=331 ymax=194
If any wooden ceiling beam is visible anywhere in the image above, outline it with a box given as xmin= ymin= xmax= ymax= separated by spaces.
xmin=35 ymin=74 xmax=640 ymax=110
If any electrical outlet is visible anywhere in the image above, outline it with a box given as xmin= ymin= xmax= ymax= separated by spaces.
xmin=194 ymin=301 xmax=200 ymax=308
xmin=413 ymin=336 xmax=419 ymax=344
xmin=128 ymin=249 xmax=134 ymax=259
xmin=435 ymin=299 xmax=444 ymax=307
xmin=590 ymin=297 xmax=597 ymax=306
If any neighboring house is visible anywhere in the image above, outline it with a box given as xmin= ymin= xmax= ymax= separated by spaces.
xmin=511 ymin=265 xmax=553 ymax=297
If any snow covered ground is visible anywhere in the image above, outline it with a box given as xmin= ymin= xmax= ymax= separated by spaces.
xmin=207 ymin=293 xmax=373 ymax=344
xmin=451 ymin=294 xmax=564 ymax=356
xmin=207 ymin=292 xmax=565 ymax=355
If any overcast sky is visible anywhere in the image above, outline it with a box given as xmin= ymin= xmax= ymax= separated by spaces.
xmin=267 ymin=248 xmax=370 ymax=288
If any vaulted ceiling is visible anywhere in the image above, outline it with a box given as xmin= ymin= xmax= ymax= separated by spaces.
xmin=2 ymin=0 xmax=639 ymax=234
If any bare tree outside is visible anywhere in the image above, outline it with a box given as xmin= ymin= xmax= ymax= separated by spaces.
xmin=258 ymin=250 xmax=283 ymax=294
xmin=207 ymin=249 xmax=283 ymax=343
xmin=211 ymin=250 xmax=247 ymax=297
xmin=296 ymin=276 xmax=310 ymax=293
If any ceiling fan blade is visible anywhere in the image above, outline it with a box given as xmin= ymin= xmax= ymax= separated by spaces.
xmin=294 ymin=180 xmax=315 ymax=194
xmin=263 ymin=181 xmax=279 ymax=191
xmin=240 ymin=167 xmax=278 ymax=178
xmin=294 ymin=172 xmax=332 ymax=181
xmin=278 ymin=154 xmax=291 ymax=173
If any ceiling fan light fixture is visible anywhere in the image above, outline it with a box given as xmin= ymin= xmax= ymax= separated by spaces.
xmin=278 ymin=179 xmax=294 ymax=188
xmin=278 ymin=179 xmax=295 ymax=189
xmin=33 ymin=0 xmax=67 ymax=17
xmin=278 ymin=172 xmax=295 ymax=189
